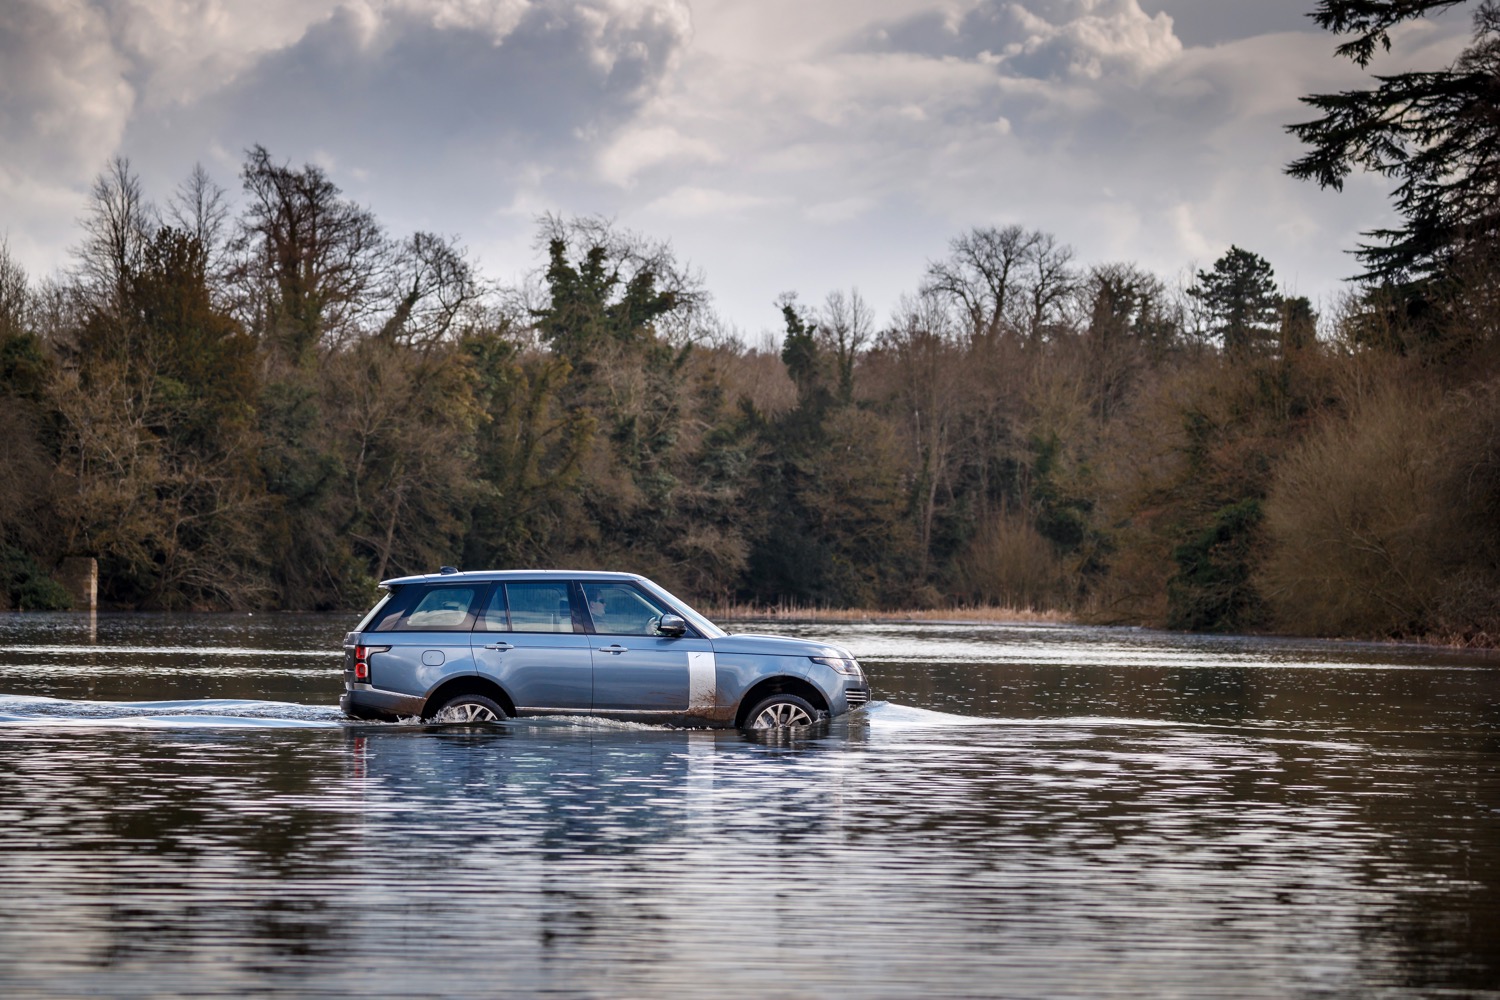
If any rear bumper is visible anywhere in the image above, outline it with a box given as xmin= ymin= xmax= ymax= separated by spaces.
xmin=341 ymin=685 xmax=426 ymax=721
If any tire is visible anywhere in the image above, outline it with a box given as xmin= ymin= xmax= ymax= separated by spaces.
xmin=744 ymin=693 xmax=820 ymax=730
xmin=427 ymin=693 xmax=507 ymax=724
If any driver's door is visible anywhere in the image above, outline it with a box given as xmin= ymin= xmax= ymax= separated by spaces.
xmin=582 ymin=581 xmax=713 ymax=715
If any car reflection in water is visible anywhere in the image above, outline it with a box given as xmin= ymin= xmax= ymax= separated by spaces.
xmin=341 ymin=715 xmax=867 ymax=859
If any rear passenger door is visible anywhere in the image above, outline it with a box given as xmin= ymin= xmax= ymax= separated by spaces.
xmin=376 ymin=583 xmax=482 ymax=699
xmin=471 ymin=581 xmax=593 ymax=715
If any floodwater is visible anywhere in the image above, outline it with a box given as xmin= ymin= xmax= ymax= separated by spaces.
xmin=0 ymin=613 xmax=1497 ymax=999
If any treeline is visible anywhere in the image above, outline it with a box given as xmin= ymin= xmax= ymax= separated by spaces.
xmin=0 ymin=146 xmax=1497 ymax=642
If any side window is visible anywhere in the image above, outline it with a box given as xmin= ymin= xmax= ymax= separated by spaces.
xmin=505 ymin=583 xmax=580 ymax=634
xmin=476 ymin=585 xmax=510 ymax=632
xmin=397 ymin=586 xmax=481 ymax=631
xmin=582 ymin=583 xmax=670 ymax=636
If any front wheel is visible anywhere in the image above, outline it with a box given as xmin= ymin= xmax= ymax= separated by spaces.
xmin=744 ymin=694 xmax=819 ymax=730
xmin=427 ymin=693 xmax=507 ymax=724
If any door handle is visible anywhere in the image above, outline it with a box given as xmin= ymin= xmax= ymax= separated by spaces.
xmin=597 ymin=644 xmax=628 ymax=654
xmin=483 ymin=641 xmax=515 ymax=651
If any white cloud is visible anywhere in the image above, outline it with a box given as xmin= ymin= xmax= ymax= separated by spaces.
xmin=1000 ymin=0 xmax=1182 ymax=81
xmin=1168 ymin=201 xmax=1212 ymax=262
xmin=389 ymin=0 xmax=530 ymax=38
xmin=642 ymin=185 xmax=778 ymax=219
xmin=805 ymin=196 xmax=875 ymax=224
xmin=599 ymin=125 xmax=723 ymax=186
xmin=106 ymin=1 xmax=343 ymax=107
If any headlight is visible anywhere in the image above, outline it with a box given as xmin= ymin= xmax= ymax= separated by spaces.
xmin=810 ymin=655 xmax=862 ymax=676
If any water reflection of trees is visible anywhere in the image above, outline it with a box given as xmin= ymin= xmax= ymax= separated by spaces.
xmin=0 ymin=728 xmax=358 ymax=981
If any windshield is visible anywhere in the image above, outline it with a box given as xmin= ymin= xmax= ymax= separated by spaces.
xmin=635 ymin=579 xmax=726 ymax=639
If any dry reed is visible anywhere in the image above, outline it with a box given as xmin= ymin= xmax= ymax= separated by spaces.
xmin=704 ymin=603 xmax=1071 ymax=625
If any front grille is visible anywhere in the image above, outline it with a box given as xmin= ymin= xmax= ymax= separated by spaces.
xmin=846 ymin=689 xmax=870 ymax=707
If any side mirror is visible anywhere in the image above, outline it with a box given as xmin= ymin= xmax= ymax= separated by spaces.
xmin=656 ymin=614 xmax=688 ymax=638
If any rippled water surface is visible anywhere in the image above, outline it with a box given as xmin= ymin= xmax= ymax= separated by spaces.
xmin=1 ymin=613 xmax=1497 ymax=998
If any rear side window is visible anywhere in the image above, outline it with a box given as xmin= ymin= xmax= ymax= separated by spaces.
xmin=355 ymin=591 xmax=396 ymax=632
xmin=396 ymin=585 xmax=482 ymax=632
xmin=504 ymin=583 xmax=581 ymax=633
xmin=476 ymin=586 xmax=510 ymax=632
xmin=363 ymin=587 xmax=414 ymax=633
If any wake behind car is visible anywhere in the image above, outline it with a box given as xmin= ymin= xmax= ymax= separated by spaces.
xmin=340 ymin=569 xmax=871 ymax=729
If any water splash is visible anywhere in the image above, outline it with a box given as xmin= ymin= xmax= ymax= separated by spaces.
xmin=0 ymin=694 xmax=343 ymax=728
xmin=859 ymin=701 xmax=1006 ymax=727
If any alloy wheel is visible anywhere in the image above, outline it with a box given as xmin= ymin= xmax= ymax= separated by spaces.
xmin=751 ymin=701 xmax=814 ymax=728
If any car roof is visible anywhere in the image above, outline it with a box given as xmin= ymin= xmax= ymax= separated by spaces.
xmin=378 ymin=569 xmax=649 ymax=588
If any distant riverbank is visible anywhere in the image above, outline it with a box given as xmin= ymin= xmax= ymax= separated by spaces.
xmin=707 ymin=604 xmax=1071 ymax=626
xmin=8 ymin=601 xmax=1496 ymax=651
xmin=707 ymin=604 xmax=1500 ymax=651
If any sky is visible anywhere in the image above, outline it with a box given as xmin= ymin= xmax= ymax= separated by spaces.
xmin=0 ymin=0 xmax=1478 ymax=338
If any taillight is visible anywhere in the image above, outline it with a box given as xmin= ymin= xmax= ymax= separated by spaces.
xmin=353 ymin=645 xmax=389 ymax=681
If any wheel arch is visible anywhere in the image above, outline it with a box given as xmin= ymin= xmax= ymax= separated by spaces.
xmin=734 ymin=675 xmax=829 ymax=728
xmin=423 ymin=675 xmax=516 ymax=720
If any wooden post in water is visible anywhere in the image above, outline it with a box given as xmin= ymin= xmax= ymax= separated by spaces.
xmin=56 ymin=557 xmax=97 ymax=613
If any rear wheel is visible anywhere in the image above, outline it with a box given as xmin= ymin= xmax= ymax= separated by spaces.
xmin=427 ymin=693 xmax=507 ymax=724
xmin=744 ymin=693 xmax=819 ymax=730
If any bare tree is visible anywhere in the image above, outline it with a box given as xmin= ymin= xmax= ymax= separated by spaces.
xmin=818 ymin=288 xmax=874 ymax=402
xmin=167 ymin=163 xmax=231 ymax=271
xmin=331 ymin=335 xmax=477 ymax=580
xmin=1018 ymin=231 xmax=1078 ymax=345
xmin=923 ymin=225 xmax=1037 ymax=348
xmin=0 ymin=238 xmax=28 ymax=337
xmin=74 ymin=157 xmax=155 ymax=314
xmin=880 ymin=289 xmax=966 ymax=577
xmin=234 ymin=145 xmax=390 ymax=362
xmin=380 ymin=232 xmax=481 ymax=346
xmin=1080 ymin=262 xmax=1179 ymax=418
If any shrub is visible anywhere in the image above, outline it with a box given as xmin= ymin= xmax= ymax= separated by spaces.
xmin=1257 ymin=381 xmax=1454 ymax=638
xmin=0 ymin=546 xmax=72 ymax=611
xmin=951 ymin=509 xmax=1067 ymax=609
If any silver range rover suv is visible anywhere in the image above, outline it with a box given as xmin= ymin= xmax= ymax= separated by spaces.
xmin=340 ymin=569 xmax=872 ymax=729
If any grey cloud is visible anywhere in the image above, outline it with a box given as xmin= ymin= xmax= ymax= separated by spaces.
xmin=858 ymin=0 xmax=1317 ymax=65
xmin=145 ymin=1 xmax=684 ymax=155
xmin=854 ymin=2 xmax=1028 ymax=61
xmin=854 ymin=0 xmax=1178 ymax=79
xmin=832 ymin=1 xmax=1186 ymax=152
xmin=112 ymin=0 xmax=690 ymax=237
xmin=0 ymin=0 xmax=132 ymax=178
xmin=1139 ymin=0 xmax=1316 ymax=48
xmin=0 ymin=0 xmax=138 ymax=274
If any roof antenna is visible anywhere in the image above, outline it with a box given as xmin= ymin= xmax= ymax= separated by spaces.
xmin=439 ymin=565 xmax=459 ymax=575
